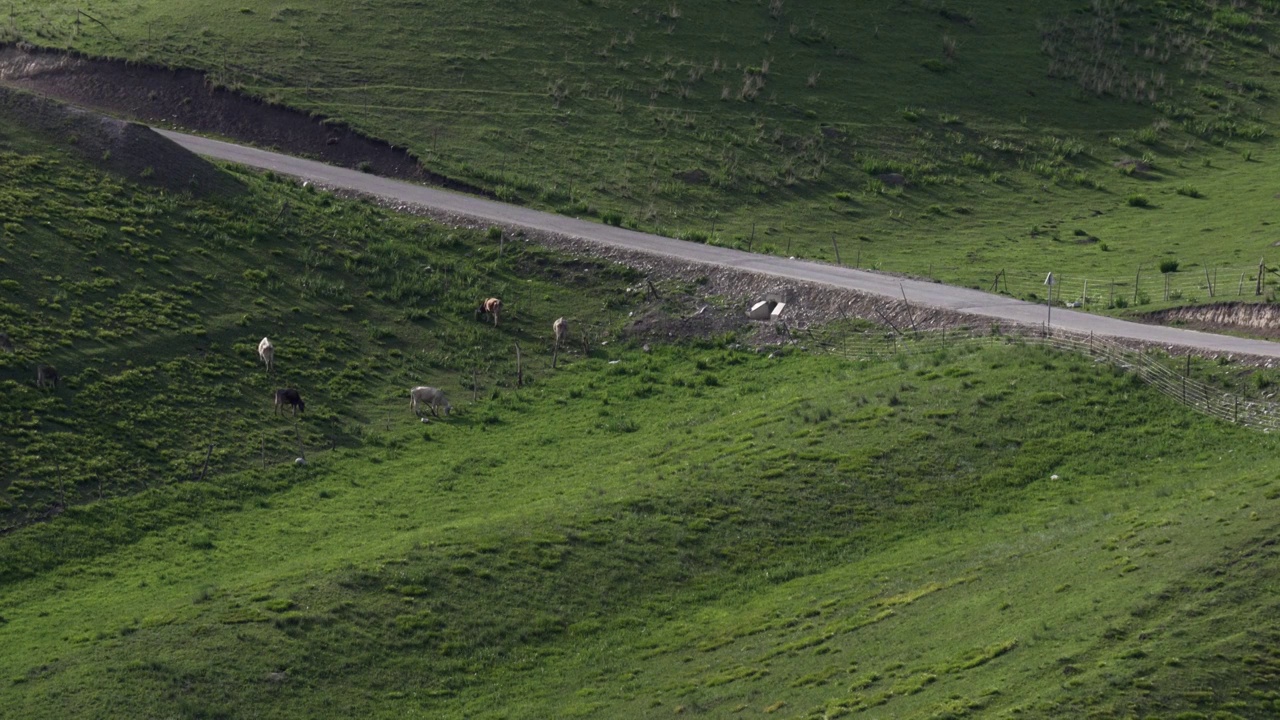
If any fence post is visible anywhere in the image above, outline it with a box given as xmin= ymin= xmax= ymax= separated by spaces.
xmin=832 ymin=233 xmax=842 ymax=265
xmin=515 ymin=342 xmax=523 ymax=388
xmin=197 ymin=443 xmax=215 ymax=482
xmin=1134 ymin=267 xmax=1141 ymax=305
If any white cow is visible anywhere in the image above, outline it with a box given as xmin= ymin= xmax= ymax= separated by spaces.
xmin=553 ymin=317 xmax=568 ymax=349
xmin=410 ymin=386 xmax=452 ymax=418
xmin=258 ymin=337 xmax=275 ymax=373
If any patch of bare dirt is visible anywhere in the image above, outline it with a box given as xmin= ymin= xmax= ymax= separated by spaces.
xmin=675 ymin=168 xmax=709 ymax=185
xmin=624 ymin=302 xmax=753 ymax=344
xmin=0 ymin=43 xmax=488 ymax=196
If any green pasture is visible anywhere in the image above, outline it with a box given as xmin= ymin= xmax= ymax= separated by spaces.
xmin=0 ymin=113 xmax=640 ymax=532
xmin=7 ymin=0 xmax=1280 ymax=296
xmin=1 ymin=45 xmax=1280 ymax=720
xmin=3 ymin=335 xmax=1280 ymax=718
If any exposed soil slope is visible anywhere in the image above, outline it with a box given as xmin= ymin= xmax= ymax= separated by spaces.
xmin=1143 ymin=302 xmax=1280 ymax=339
xmin=0 ymin=43 xmax=485 ymax=195
xmin=0 ymin=84 xmax=240 ymax=196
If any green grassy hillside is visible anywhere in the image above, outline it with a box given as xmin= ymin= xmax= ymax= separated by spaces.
xmin=3 ymin=333 xmax=1280 ymax=718
xmin=7 ymin=1 xmax=1280 ymax=300
xmin=0 ymin=105 xmax=640 ymax=538
xmin=3 ymin=34 xmax=1280 ymax=720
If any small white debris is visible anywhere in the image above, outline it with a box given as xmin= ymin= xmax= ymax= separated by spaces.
xmin=421 ymin=417 xmax=430 ymax=424
xmin=608 ymin=360 xmax=621 ymax=365
xmin=295 ymin=457 xmax=308 ymax=466
xmin=1050 ymin=474 xmax=1060 ymax=481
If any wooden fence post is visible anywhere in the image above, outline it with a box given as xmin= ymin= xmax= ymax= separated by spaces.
xmin=294 ymin=423 xmax=306 ymax=464
xmin=198 ymin=443 xmax=215 ymax=482
xmin=515 ymin=342 xmax=523 ymax=388
xmin=831 ymin=233 xmax=842 ymax=265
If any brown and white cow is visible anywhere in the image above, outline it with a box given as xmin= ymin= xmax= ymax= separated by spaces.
xmin=476 ymin=298 xmax=503 ymax=327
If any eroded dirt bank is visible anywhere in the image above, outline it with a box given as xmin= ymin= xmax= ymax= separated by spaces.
xmin=1143 ymin=303 xmax=1280 ymax=340
xmin=0 ymin=43 xmax=487 ymax=195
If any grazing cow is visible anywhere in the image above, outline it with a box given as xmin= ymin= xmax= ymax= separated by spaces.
xmin=274 ymin=388 xmax=305 ymax=416
xmin=553 ymin=317 xmax=568 ymax=349
xmin=476 ymin=297 xmax=503 ymax=327
xmin=0 ymin=332 xmax=13 ymax=353
xmin=35 ymin=364 xmax=59 ymax=389
xmin=258 ymin=337 xmax=275 ymax=373
xmin=410 ymin=386 xmax=452 ymax=418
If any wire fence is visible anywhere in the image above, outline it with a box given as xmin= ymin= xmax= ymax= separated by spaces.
xmin=979 ymin=262 xmax=1275 ymax=309
xmin=798 ymin=323 xmax=1280 ymax=433
xmin=820 ymin=259 xmax=1279 ymax=309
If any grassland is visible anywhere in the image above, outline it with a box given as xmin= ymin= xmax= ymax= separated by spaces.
xmin=3 ymin=11 xmax=1280 ymax=718
xmin=0 ymin=107 xmax=642 ymax=535
xmin=4 ymin=327 xmax=1280 ymax=717
xmin=7 ymin=0 xmax=1280 ymax=301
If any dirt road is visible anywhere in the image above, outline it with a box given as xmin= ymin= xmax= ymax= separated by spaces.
xmin=158 ymin=129 xmax=1280 ymax=359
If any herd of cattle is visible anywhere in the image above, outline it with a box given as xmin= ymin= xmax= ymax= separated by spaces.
xmin=254 ymin=299 xmax=567 ymax=421
xmin=11 ymin=298 xmax=571 ymax=426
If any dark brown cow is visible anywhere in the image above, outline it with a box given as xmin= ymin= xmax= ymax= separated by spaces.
xmin=36 ymin=364 xmax=59 ymax=389
xmin=274 ymin=388 xmax=305 ymax=416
